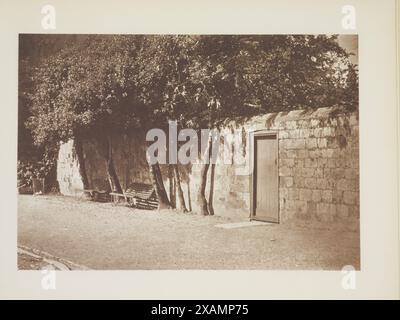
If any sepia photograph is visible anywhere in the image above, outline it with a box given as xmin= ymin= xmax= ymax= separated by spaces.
xmin=0 ymin=0 xmax=399 ymax=303
xmin=17 ymin=34 xmax=360 ymax=270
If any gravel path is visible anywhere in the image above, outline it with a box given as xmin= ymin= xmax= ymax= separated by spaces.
xmin=18 ymin=195 xmax=360 ymax=270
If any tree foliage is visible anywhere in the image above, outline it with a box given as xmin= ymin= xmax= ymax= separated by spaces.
xmin=26 ymin=35 xmax=147 ymax=145
xmin=26 ymin=34 xmax=357 ymax=144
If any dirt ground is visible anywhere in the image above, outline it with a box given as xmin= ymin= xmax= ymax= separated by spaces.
xmin=17 ymin=195 xmax=360 ymax=270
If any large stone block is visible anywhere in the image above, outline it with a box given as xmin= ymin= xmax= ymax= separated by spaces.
xmin=314 ymin=178 xmax=325 ymax=189
xmin=321 ymin=190 xmax=333 ymax=203
xmin=299 ymin=167 xmax=315 ymax=177
xmin=348 ymin=205 xmax=360 ymax=218
xmin=279 ymin=149 xmax=297 ymax=158
xmin=332 ymin=168 xmax=346 ymax=179
xmin=332 ymin=189 xmax=344 ymax=203
xmin=322 ymin=127 xmax=336 ymax=137
xmin=306 ymin=138 xmax=318 ymax=149
xmin=280 ymin=176 xmax=294 ymax=187
xmin=296 ymin=149 xmax=308 ymax=158
xmin=351 ymin=125 xmax=359 ymax=137
xmin=279 ymin=131 xmax=290 ymax=139
xmin=326 ymin=159 xmax=337 ymax=168
xmin=285 ymin=120 xmax=298 ymax=130
xmin=294 ymin=177 xmax=306 ymax=188
xmin=280 ymin=158 xmax=295 ymax=168
xmin=288 ymin=188 xmax=299 ymax=200
xmin=279 ymin=166 xmax=293 ymax=177
xmin=314 ymin=168 xmax=324 ymax=178
xmin=294 ymin=200 xmax=308 ymax=215
xmin=310 ymin=119 xmax=320 ymax=128
xmin=349 ymin=114 xmax=358 ymax=126
xmin=345 ymin=155 xmax=359 ymax=168
xmin=280 ymin=187 xmax=289 ymax=199
xmin=283 ymin=139 xmax=306 ymax=150
xmin=305 ymin=158 xmax=318 ymax=168
xmin=313 ymin=128 xmax=324 ymax=138
xmin=327 ymin=118 xmax=338 ymax=127
xmin=288 ymin=129 xmax=300 ymax=139
xmin=317 ymin=158 xmax=328 ymax=167
xmin=297 ymin=120 xmax=310 ymax=129
xmin=299 ymin=188 xmax=313 ymax=201
xmin=304 ymin=178 xmax=317 ymax=189
xmin=316 ymin=203 xmax=336 ymax=222
xmin=317 ymin=138 xmax=328 ymax=148
xmin=335 ymin=157 xmax=346 ymax=168
xmin=299 ymin=129 xmax=311 ymax=138
xmin=295 ymin=158 xmax=304 ymax=168
xmin=312 ymin=189 xmax=322 ymax=202
xmin=336 ymin=204 xmax=349 ymax=218
xmin=307 ymin=201 xmax=317 ymax=215
xmin=345 ymin=168 xmax=359 ymax=180
xmin=343 ymin=191 xmax=358 ymax=205
xmin=308 ymin=149 xmax=322 ymax=158
xmin=321 ymin=148 xmax=336 ymax=158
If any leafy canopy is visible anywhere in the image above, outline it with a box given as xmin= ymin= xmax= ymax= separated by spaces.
xmin=26 ymin=35 xmax=358 ymax=146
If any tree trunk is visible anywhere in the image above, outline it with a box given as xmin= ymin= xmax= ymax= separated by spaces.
xmin=197 ymin=99 xmax=217 ymax=216
xmin=208 ymin=163 xmax=215 ymax=215
xmin=197 ymin=131 xmax=217 ymax=216
xmin=103 ymin=135 xmax=123 ymax=194
xmin=173 ymin=164 xmax=188 ymax=212
xmin=74 ymin=137 xmax=90 ymax=190
xmin=207 ymin=130 xmax=217 ymax=216
xmin=150 ymin=163 xmax=171 ymax=209
xmin=168 ymin=165 xmax=176 ymax=209
xmin=187 ymin=181 xmax=192 ymax=212
xmin=197 ymin=162 xmax=210 ymax=215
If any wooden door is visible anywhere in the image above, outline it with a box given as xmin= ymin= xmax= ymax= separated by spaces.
xmin=252 ymin=135 xmax=279 ymax=222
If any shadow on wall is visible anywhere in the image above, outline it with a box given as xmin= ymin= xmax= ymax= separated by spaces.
xmin=56 ymin=106 xmax=360 ymax=230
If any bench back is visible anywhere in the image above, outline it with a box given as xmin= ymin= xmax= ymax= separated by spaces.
xmin=125 ymin=183 xmax=156 ymax=200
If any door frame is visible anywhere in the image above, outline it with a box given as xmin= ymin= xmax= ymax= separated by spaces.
xmin=249 ymin=130 xmax=279 ymax=223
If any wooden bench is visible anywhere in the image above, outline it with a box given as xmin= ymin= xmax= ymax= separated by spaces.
xmin=109 ymin=192 xmax=129 ymax=204
xmin=111 ymin=183 xmax=158 ymax=210
xmin=83 ymin=189 xmax=111 ymax=203
xmin=83 ymin=189 xmax=95 ymax=198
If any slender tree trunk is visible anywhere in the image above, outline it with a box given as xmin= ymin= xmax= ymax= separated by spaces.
xmin=207 ymin=130 xmax=217 ymax=216
xmin=103 ymin=135 xmax=122 ymax=194
xmin=187 ymin=181 xmax=192 ymax=212
xmin=197 ymin=99 xmax=217 ymax=216
xmin=150 ymin=163 xmax=171 ymax=209
xmin=208 ymin=163 xmax=215 ymax=215
xmin=74 ymin=137 xmax=89 ymax=190
xmin=173 ymin=164 xmax=188 ymax=212
xmin=197 ymin=131 xmax=217 ymax=216
xmin=168 ymin=165 xmax=176 ymax=209
xmin=197 ymin=162 xmax=210 ymax=216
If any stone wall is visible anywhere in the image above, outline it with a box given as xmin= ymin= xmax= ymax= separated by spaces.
xmin=56 ymin=133 xmax=152 ymax=196
xmin=83 ymin=133 xmax=152 ymax=192
xmin=56 ymin=140 xmax=84 ymax=196
xmin=186 ymin=106 xmax=359 ymax=229
xmin=57 ymin=106 xmax=359 ymax=229
xmin=274 ymin=110 xmax=359 ymax=227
